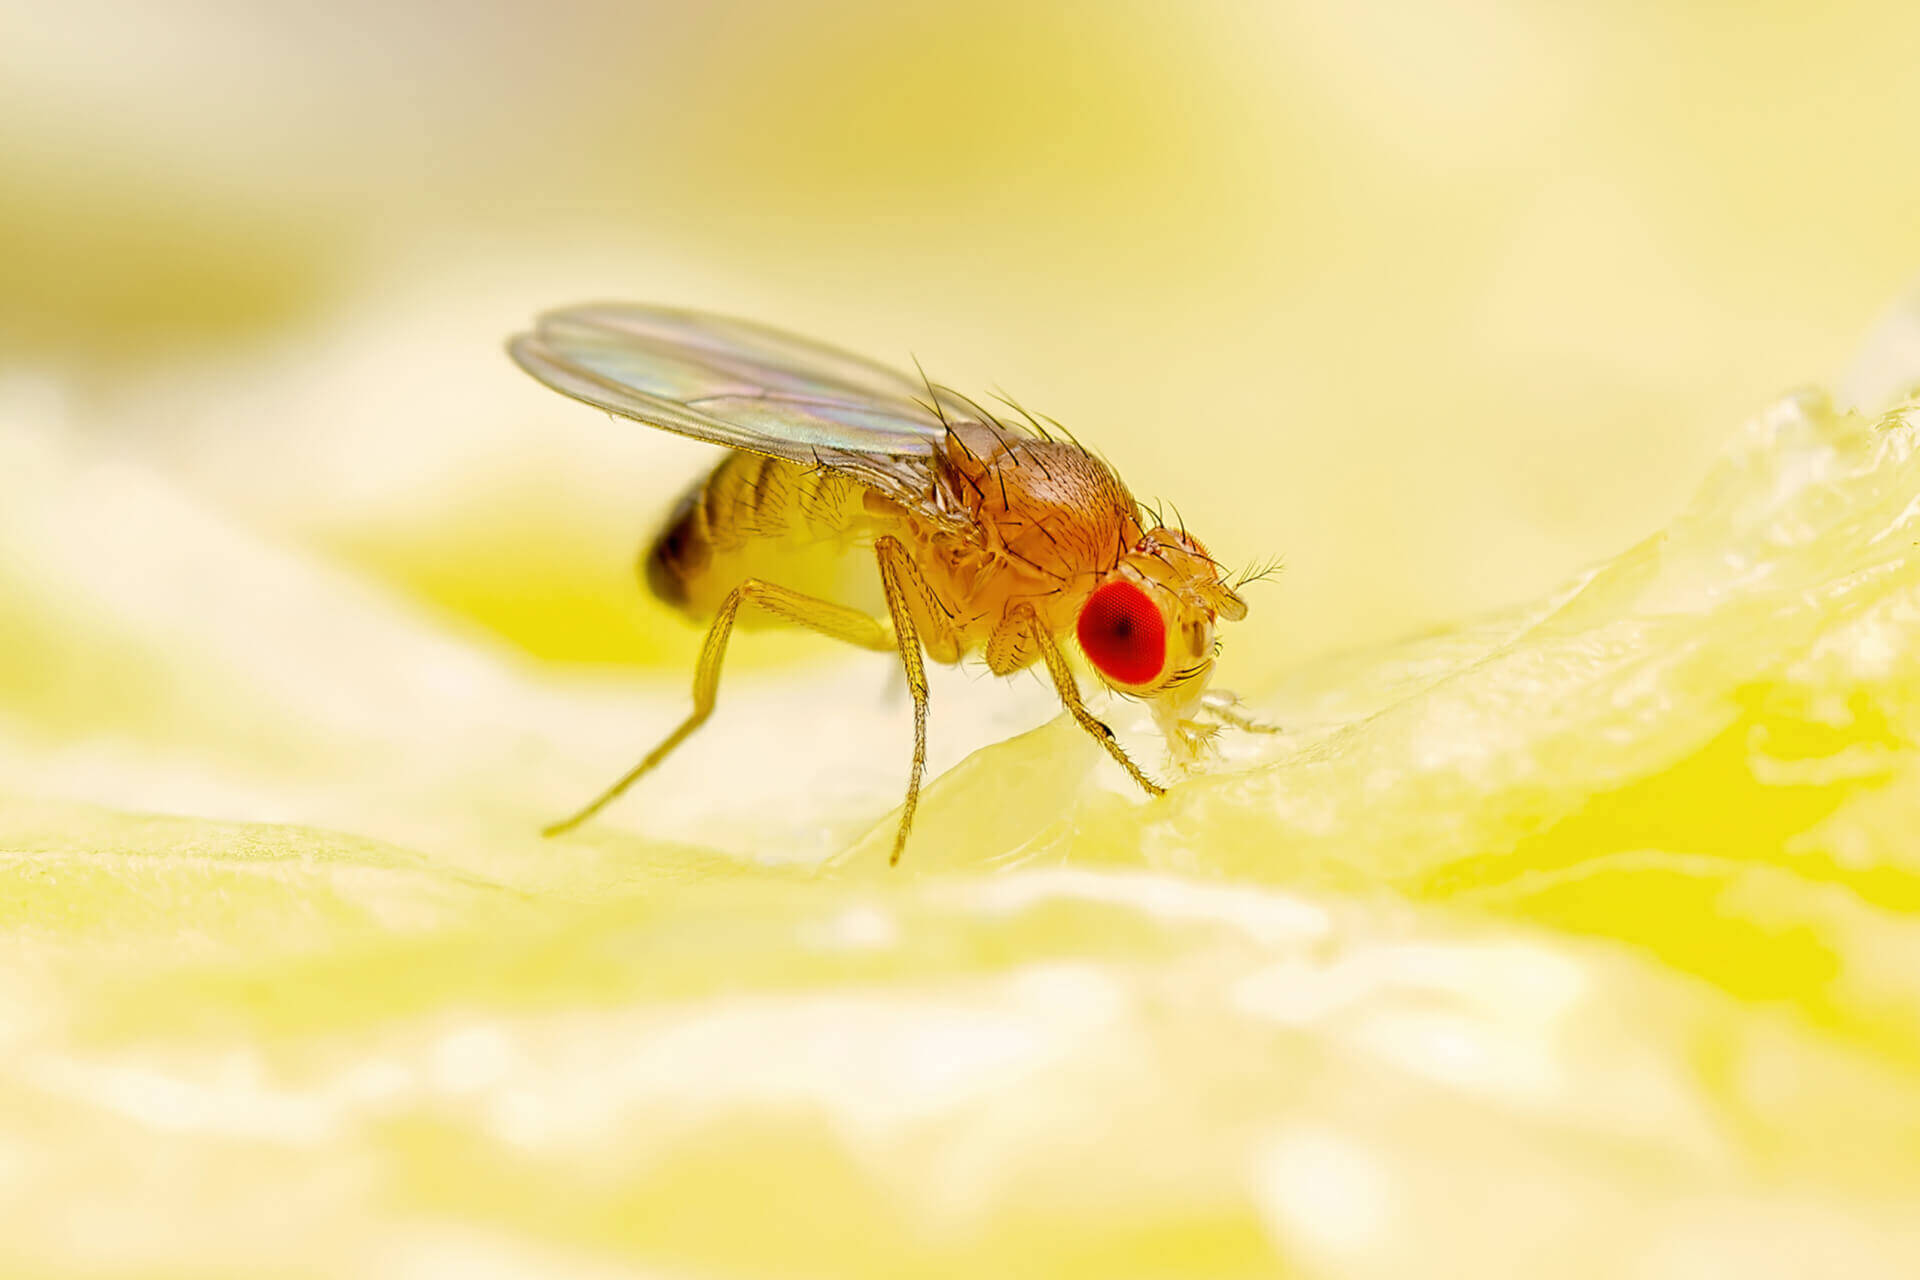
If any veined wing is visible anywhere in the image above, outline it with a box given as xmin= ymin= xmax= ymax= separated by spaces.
xmin=508 ymin=303 xmax=973 ymax=516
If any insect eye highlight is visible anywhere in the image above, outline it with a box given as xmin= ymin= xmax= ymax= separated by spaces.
xmin=1077 ymin=580 xmax=1167 ymax=687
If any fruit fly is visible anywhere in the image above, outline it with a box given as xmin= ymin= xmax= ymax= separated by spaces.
xmin=509 ymin=303 xmax=1254 ymax=864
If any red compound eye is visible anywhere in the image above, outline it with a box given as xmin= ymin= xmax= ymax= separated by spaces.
xmin=1078 ymin=580 xmax=1167 ymax=687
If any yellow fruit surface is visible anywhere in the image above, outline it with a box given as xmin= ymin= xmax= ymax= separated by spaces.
xmin=5 ymin=347 xmax=1920 ymax=1275
xmin=9 ymin=3 xmax=1920 ymax=1273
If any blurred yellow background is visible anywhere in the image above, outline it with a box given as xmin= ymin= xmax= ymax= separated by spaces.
xmin=6 ymin=3 xmax=1920 ymax=1277
xmin=9 ymin=0 xmax=1917 ymax=671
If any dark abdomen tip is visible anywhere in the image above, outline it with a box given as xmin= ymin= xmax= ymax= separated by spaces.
xmin=643 ymin=484 xmax=709 ymax=608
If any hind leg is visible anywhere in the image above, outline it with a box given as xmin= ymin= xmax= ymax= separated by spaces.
xmin=544 ymin=579 xmax=896 ymax=837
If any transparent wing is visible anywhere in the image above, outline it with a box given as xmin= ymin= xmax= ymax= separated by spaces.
xmin=508 ymin=303 xmax=967 ymax=511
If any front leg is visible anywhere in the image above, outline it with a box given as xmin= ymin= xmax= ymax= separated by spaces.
xmin=1019 ymin=604 xmax=1164 ymax=799
xmin=1198 ymin=689 xmax=1284 ymax=734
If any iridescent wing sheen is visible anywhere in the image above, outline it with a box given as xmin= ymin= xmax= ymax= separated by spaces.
xmin=508 ymin=303 xmax=974 ymax=517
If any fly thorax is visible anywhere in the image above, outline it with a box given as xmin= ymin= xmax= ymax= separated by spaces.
xmin=940 ymin=423 xmax=1143 ymax=584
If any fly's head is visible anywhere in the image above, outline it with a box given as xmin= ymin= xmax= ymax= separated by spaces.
xmin=1075 ymin=528 xmax=1248 ymax=759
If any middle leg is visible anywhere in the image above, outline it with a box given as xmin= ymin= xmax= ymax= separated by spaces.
xmin=872 ymin=535 xmax=960 ymax=865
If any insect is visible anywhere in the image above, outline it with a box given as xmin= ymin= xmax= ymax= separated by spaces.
xmin=509 ymin=303 xmax=1259 ymax=864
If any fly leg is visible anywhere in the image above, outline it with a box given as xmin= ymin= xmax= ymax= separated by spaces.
xmin=543 ymin=579 xmax=895 ymax=838
xmin=1020 ymin=605 xmax=1165 ymax=799
xmin=1198 ymin=690 xmax=1285 ymax=734
xmin=1154 ymin=692 xmax=1283 ymax=769
xmin=872 ymin=535 xmax=958 ymax=866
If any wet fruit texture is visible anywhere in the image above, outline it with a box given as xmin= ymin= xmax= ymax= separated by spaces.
xmin=4 ymin=351 xmax=1920 ymax=1276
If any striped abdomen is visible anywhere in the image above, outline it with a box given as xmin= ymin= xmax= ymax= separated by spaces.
xmin=645 ymin=451 xmax=878 ymax=620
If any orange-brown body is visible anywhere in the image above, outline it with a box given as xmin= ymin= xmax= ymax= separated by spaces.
xmin=648 ymin=422 xmax=1145 ymax=678
xmin=510 ymin=301 xmax=1257 ymax=863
